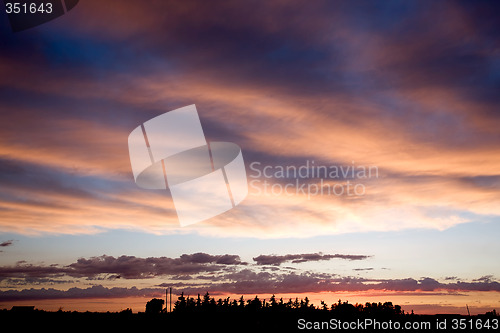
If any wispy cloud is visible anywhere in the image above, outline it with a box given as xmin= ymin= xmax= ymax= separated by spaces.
xmin=0 ymin=240 xmax=14 ymax=247
xmin=0 ymin=0 xmax=499 ymax=238
xmin=0 ymin=240 xmax=14 ymax=253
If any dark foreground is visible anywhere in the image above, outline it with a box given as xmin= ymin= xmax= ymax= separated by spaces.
xmin=1 ymin=309 xmax=498 ymax=332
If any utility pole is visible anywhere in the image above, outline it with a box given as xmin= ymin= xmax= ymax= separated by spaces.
xmin=170 ymin=287 xmax=172 ymax=312
xmin=165 ymin=288 xmax=168 ymax=312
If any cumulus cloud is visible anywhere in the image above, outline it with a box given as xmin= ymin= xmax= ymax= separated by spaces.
xmin=0 ymin=262 xmax=68 ymax=280
xmin=253 ymin=253 xmax=371 ymax=266
xmin=179 ymin=253 xmax=244 ymax=265
xmin=4 ymin=252 xmax=497 ymax=298
xmin=0 ymin=252 xmax=498 ymax=300
xmin=0 ymin=253 xmax=246 ymax=281
xmin=0 ymin=252 xmax=367 ymax=282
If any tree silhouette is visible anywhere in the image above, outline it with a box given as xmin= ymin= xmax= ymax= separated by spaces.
xmin=168 ymin=292 xmax=412 ymax=318
xmin=145 ymin=298 xmax=164 ymax=314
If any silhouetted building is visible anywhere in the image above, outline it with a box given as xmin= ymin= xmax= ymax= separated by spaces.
xmin=11 ymin=306 xmax=35 ymax=313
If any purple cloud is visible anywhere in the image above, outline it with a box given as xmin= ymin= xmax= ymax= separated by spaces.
xmin=0 ymin=253 xmax=246 ymax=281
xmin=0 ymin=240 xmax=14 ymax=247
xmin=253 ymin=253 xmax=371 ymax=266
xmin=0 ymin=285 xmax=163 ymax=301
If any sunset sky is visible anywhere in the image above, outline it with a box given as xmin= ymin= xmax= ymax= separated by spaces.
xmin=0 ymin=0 xmax=499 ymax=314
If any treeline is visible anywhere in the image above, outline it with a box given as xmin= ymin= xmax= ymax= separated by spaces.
xmin=156 ymin=292 xmax=405 ymax=316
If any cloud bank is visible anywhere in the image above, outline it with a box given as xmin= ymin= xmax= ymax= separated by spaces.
xmin=0 ymin=252 xmax=498 ymax=301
